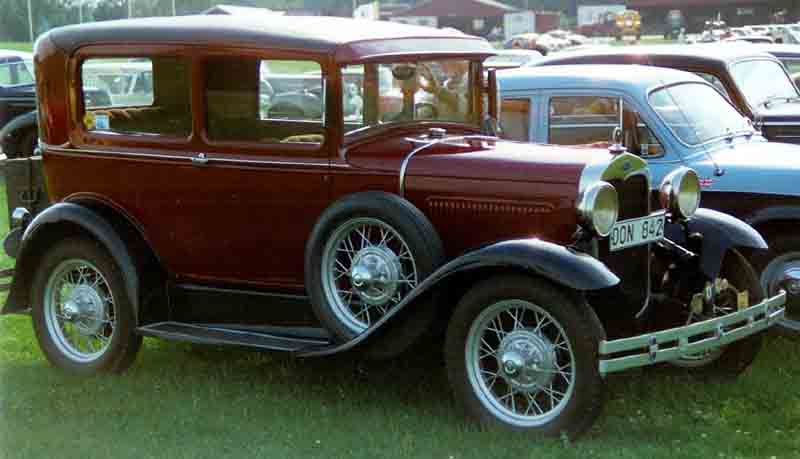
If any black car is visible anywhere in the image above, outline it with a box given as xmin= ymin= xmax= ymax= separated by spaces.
xmin=531 ymin=45 xmax=800 ymax=144
xmin=0 ymin=50 xmax=37 ymax=158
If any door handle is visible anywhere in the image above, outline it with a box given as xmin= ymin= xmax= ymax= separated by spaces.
xmin=191 ymin=153 xmax=209 ymax=166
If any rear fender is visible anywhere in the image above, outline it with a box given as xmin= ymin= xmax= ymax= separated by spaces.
xmin=2 ymin=203 xmax=140 ymax=318
xmin=300 ymin=238 xmax=618 ymax=357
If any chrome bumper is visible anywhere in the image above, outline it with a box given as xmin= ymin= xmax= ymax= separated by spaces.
xmin=598 ymin=291 xmax=786 ymax=375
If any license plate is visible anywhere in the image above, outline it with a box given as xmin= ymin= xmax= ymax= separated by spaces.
xmin=609 ymin=213 xmax=665 ymax=252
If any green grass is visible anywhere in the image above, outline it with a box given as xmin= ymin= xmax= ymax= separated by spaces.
xmin=0 ymin=42 xmax=33 ymax=53
xmin=0 ymin=175 xmax=799 ymax=458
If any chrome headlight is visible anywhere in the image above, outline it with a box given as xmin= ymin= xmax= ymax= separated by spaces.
xmin=578 ymin=181 xmax=619 ymax=237
xmin=659 ymin=167 xmax=701 ymax=219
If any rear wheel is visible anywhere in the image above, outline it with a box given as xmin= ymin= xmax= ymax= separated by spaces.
xmin=31 ymin=238 xmax=142 ymax=374
xmin=753 ymin=233 xmax=800 ymax=335
xmin=445 ymin=275 xmax=605 ymax=438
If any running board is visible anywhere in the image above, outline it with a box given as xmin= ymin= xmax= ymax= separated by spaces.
xmin=136 ymin=322 xmax=334 ymax=353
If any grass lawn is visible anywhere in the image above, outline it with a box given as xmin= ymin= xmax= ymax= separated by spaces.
xmin=0 ymin=181 xmax=798 ymax=458
xmin=0 ymin=42 xmax=33 ymax=53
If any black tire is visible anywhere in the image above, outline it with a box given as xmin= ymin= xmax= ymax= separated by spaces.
xmin=31 ymin=237 xmax=142 ymax=375
xmin=668 ymin=249 xmax=763 ymax=377
xmin=751 ymin=233 xmax=800 ymax=337
xmin=305 ymin=192 xmax=444 ymax=342
xmin=445 ymin=274 xmax=606 ymax=439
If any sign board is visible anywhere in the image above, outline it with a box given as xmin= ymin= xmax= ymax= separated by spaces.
xmin=503 ymin=11 xmax=535 ymax=41
xmin=577 ymin=5 xmax=626 ymax=26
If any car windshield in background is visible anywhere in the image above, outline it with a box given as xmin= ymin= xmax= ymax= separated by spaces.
xmin=0 ymin=59 xmax=34 ymax=87
xmin=729 ymin=59 xmax=799 ymax=108
xmin=649 ymin=82 xmax=752 ymax=145
xmin=485 ymin=53 xmax=541 ymax=67
xmin=342 ymin=59 xmax=476 ymax=135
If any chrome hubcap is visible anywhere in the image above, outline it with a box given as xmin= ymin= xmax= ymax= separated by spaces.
xmin=43 ymin=259 xmax=116 ymax=363
xmin=497 ymin=330 xmax=558 ymax=392
xmin=466 ymin=300 xmax=575 ymax=427
xmin=321 ymin=218 xmax=418 ymax=333
xmin=761 ymin=252 xmax=800 ymax=326
xmin=349 ymin=246 xmax=402 ymax=306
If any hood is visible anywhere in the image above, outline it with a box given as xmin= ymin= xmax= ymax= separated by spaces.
xmin=408 ymin=140 xmax=601 ymax=186
xmin=696 ymin=140 xmax=800 ymax=196
xmin=0 ymin=83 xmax=36 ymax=99
xmin=755 ymin=100 xmax=800 ymax=124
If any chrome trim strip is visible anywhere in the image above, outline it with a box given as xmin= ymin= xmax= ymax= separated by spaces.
xmin=47 ymin=146 xmax=329 ymax=168
xmin=398 ymin=134 xmax=497 ymax=197
xmin=598 ymin=291 xmax=786 ymax=375
xmin=762 ymin=122 xmax=800 ymax=126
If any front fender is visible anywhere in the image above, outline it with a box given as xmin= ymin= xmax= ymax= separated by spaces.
xmin=665 ymin=208 xmax=767 ymax=279
xmin=300 ymin=238 xmax=618 ymax=357
xmin=2 ymin=202 xmax=140 ymax=318
xmin=0 ymin=110 xmax=37 ymax=156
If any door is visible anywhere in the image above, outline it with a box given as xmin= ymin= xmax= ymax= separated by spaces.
xmin=168 ymin=54 xmax=332 ymax=289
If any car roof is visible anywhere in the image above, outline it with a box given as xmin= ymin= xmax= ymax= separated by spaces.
xmin=538 ymin=44 xmax=776 ymax=66
xmin=498 ymin=64 xmax=706 ymax=93
xmin=0 ymin=49 xmax=32 ymax=60
xmin=43 ymin=15 xmax=494 ymax=64
xmin=750 ymin=44 xmax=800 ymax=58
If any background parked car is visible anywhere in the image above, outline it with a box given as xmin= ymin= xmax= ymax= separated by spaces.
xmin=533 ymin=45 xmax=800 ymax=144
xmin=0 ymin=50 xmax=36 ymax=157
xmin=498 ymin=64 xmax=800 ymax=331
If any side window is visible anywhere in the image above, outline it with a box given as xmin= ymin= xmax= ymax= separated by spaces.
xmin=548 ymin=96 xmax=620 ymax=145
xmin=783 ymin=59 xmax=800 ymax=76
xmin=81 ymin=57 xmax=191 ymax=137
xmin=0 ymin=63 xmax=11 ymax=85
xmin=500 ymin=98 xmax=530 ymax=141
xmin=622 ymin=107 xmax=664 ymax=157
xmin=206 ymin=57 xmax=325 ymax=145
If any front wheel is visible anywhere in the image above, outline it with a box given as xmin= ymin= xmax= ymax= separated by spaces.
xmin=31 ymin=238 xmax=142 ymax=375
xmin=445 ymin=275 xmax=606 ymax=438
xmin=668 ymin=249 xmax=763 ymax=376
xmin=753 ymin=233 xmax=800 ymax=335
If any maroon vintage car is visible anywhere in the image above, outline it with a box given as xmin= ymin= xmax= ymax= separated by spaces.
xmin=0 ymin=16 xmax=786 ymax=438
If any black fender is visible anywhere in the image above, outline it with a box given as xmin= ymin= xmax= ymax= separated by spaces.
xmin=300 ymin=238 xmax=619 ymax=357
xmin=2 ymin=202 xmax=140 ymax=319
xmin=665 ymin=208 xmax=767 ymax=279
xmin=0 ymin=110 xmax=37 ymax=157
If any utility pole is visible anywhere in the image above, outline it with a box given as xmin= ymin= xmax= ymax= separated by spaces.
xmin=128 ymin=0 xmax=133 ymax=18
xmin=27 ymin=0 xmax=34 ymax=43
xmin=79 ymin=0 xmax=83 ymax=23
xmin=172 ymin=0 xmax=177 ymax=16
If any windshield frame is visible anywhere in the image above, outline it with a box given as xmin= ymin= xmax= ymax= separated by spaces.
xmin=341 ymin=58 xmax=483 ymax=145
xmin=727 ymin=57 xmax=800 ymax=110
xmin=647 ymin=80 xmax=755 ymax=148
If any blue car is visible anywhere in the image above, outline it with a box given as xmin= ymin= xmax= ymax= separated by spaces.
xmin=499 ymin=64 xmax=800 ymax=332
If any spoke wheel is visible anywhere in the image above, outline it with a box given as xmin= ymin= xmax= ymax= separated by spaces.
xmin=446 ymin=275 xmax=605 ymax=438
xmin=43 ymin=259 xmax=116 ymax=363
xmin=31 ymin=237 xmax=142 ymax=375
xmin=321 ymin=217 xmax=418 ymax=334
xmin=466 ymin=300 xmax=575 ymax=427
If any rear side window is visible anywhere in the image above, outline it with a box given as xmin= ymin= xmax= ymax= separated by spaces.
xmin=205 ymin=57 xmax=325 ymax=145
xmin=0 ymin=60 xmax=34 ymax=86
xmin=548 ymin=96 xmax=620 ymax=145
xmin=81 ymin=57 xmax=191 ymax=137
xmin=500 ymin=99 xmax=530 ymax=141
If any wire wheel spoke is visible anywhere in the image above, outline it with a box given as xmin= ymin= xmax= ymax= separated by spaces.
xmin=43 ymin=259 xmax=116 ymax=363
xmin=467 ymin=300 xmax=576 ymax=426
xmin=322 ymin=218 xmax=418 ymax=333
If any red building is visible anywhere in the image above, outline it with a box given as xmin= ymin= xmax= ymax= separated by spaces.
xmin=392 ymin=0 xmax=518 ymax=37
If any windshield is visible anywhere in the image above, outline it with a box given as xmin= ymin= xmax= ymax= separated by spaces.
xmin=342 ymin=59 xmax=477 ymax=136
xmin=649 ymin=82 xmax=752 ymax=145
xmin=730 ymin=59 xmax=799 ymax=108
xmin=485 ymin=53 xmax=541 ymax=66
